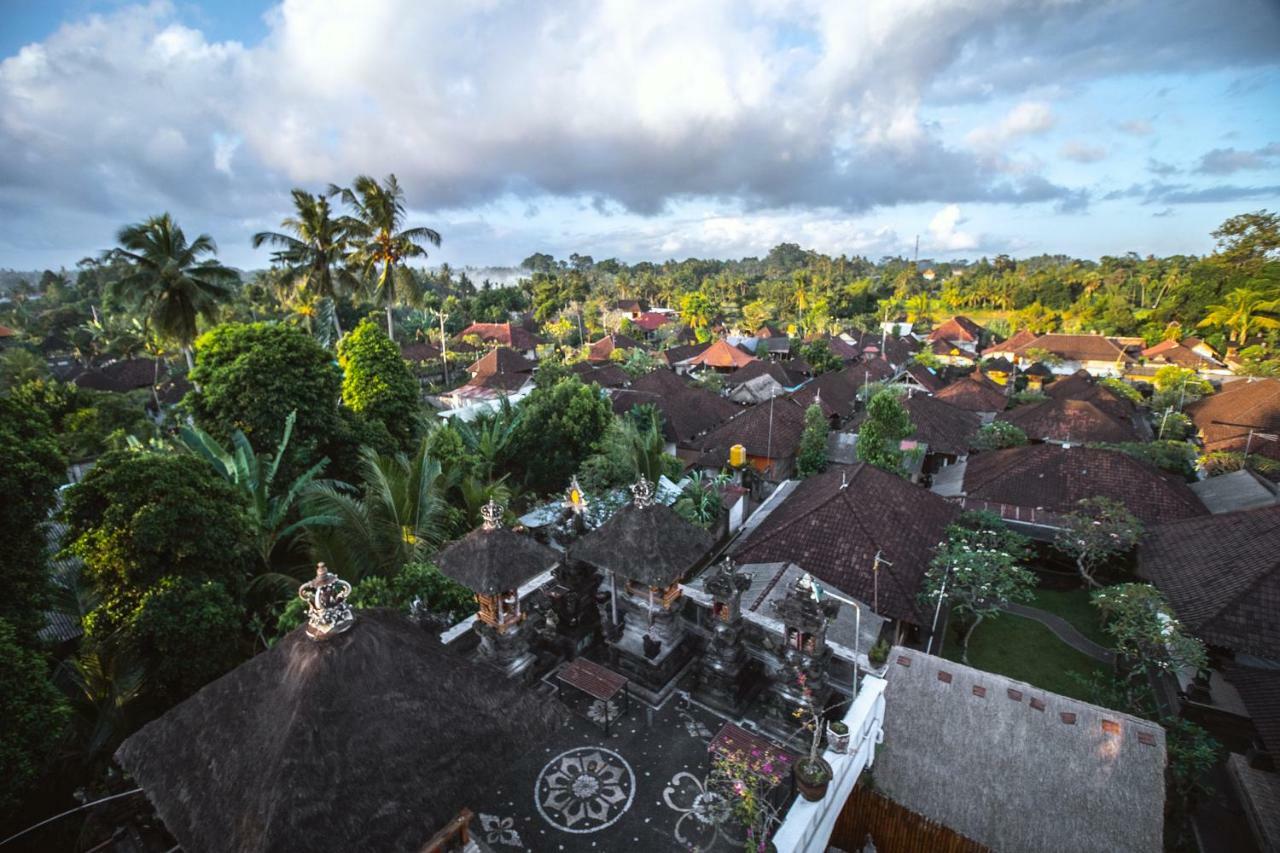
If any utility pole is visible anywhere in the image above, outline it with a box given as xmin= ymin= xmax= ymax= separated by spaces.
xmin=871 ymin=551 xmax=892 ymax=615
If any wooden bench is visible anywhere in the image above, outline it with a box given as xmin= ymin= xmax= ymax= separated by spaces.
xmin=556 ymin=657 xmax=630 ymax=734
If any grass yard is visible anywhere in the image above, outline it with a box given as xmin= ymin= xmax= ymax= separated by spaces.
xmin=941 ymin=612 xmax=1109 ymax=702
xmin=1029 ymin=585 xmax=1110 ymax=648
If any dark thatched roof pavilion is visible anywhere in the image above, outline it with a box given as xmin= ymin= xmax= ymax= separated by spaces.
xmin=115 ymin=609 xmax=567 ymax=853
xmin=436 ymin=521 xmax=561 ymax=596
xmin=571 ymin=494 xmax=714 ymax=588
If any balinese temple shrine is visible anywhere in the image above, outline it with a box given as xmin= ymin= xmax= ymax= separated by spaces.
xmin=571 ymin=476 xmax=714 ymax=703
xmin=436 ymin=499 xmax=561 ymax=679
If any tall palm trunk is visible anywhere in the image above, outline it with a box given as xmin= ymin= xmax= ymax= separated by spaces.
xmin=385 ymin=304 xmax=395 ymax=340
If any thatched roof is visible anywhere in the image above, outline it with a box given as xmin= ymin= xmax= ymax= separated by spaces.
xmin=116 ymin=610 xmax=567 ymax=853
xmin=876 ymin=648 xmax=1166 ymax=853
xmin=436 ymin=524 xmax=560 ymax=595
xmin=571 ymin=501 xmax=713 ymax=587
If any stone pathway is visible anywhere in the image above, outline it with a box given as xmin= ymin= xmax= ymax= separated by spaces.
xmin=1002 ymin=602 xmax=1115 ymax=664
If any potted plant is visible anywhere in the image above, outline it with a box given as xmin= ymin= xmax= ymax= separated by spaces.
xmin=790 ymin=673 xmax=833 ymax=801
xmin=827 ymin=720 xmax=850 ymax=754
xmin=868 ymin=636 xmax=890 ymax=668
xmin=710 ymin=747 xmax=786 ymax=853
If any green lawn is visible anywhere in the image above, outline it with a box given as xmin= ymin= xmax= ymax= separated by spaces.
xmin=941 ymin=612 xmax=1109 ymax=702
xmin=1029 ymin=586 xmax=1110 ymax=648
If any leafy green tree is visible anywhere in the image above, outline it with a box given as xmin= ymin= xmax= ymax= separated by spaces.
xmin=1090 ymin=440 xmax=1197 ymax=478
xmin=855 ymin=389 xmax=914 ymax=475
xmin=1197 ymin=288 xmax=1280 ymax=344
xmin=1209 ymin=209 xmax=1280 ymax=279
xmin=333 ymin=174 xmax=441 ymax=339
xmin=187 ymin=322 xmax=344 ymax=475
xmin=337 ymin=317 xmax=421 ymax=448
xmin=920 ymin=513 xmax=1036 ymax=662
xmin=1092 ymin=583 xmax=1207 ymax=704
xmin=680 ymin=291 xmax=714 ymax=341
xmin=673 ymin=471 xmax=730 ymax=529
xmin=1149 ymin=365 xmax=1213 ymax=411
xmin=0 ymin=397 xmax=66 ymax=641
xmin=275 ymin=561 xmax=473 ymax=637
xmin=796 ymin=403 xmax=830 ymax=477
xmin=1098 ymin=377 xmax=1144 ymax=406
xmin=252 ymin=189 xmax=358 ymax=339
xmin=798 ymin=339 xmax=842 ymax=374
xmin=301 ymin=439 xmax=450 ymax=581
xmin=62 ymin=451 xmax=256 ymax=606
xmin=177 ymin=411 xmax=331 ymax=571
xmin=1163 ymin=717 xmax=1221 ymax=828
xmin=620 ymin=347 xmax=659 ymax=378
xmin=1053 ymin=497 xmax=1143 ymax=589
xmin=0 ymin=618 xmax=71 ymax=817
xmin=579 ymin=408 xmax=679 ymax=492
xmin=0 ymin=347 xmax=49 ymax=390
xmin=971 ymin=420 xmax=1027 ymax=451
xmin=508 ymin=376 xmax=613 ymax=494
xmin=105 ymin=213 xmax=239 ymax=369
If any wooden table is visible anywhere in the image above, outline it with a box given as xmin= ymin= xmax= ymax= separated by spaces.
xmin=556 ymin=657 xmax=630 ymax=734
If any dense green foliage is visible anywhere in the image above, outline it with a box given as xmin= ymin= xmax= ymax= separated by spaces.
xmin=0 ymin=397 xmax=66 ymax=640
xmin=796 ymin=403 xmax=830 ymax=477
xmin=1052 ymin=497 xmax=1143 ymax=588
xmin=0 ymin=618 xmax=71 ymax=817
xmin=337 ymin=317 xmax=421 ymax=447
xmin=855 ymin=388 xmax=913 ymax=474
xmin=275 ymin=561 xmax=473 ymax=637
xmin=971 ymin=419 xmax=1028 ymax=451
xmin=507 ymin=376 xmax=613 ymax=494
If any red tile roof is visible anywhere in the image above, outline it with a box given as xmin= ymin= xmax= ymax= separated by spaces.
xmin=467 ymin=347 xmax=535 ymax=377
xmin=632 ymin=312 xmax=670 ymax=332
xmin=999 ymin=398 xmax=1144 ymax=445
xmin=733 ymin=464 xmax=959 ymax=623
xmin=962 ymin=444 xmax=1206 ymax=525
xmin=928 ymin=316 xmax=984 ymax=344
xmin=685 ymin=339 xmax=759 ymax=369
xmin=1138 ymin=505 xmax=1280 ymax=661
xmin=459 ymin=322 xmax=542 ymax=352
xmin=935 ymin=373 xmax=1008 ymax=413
xmin=586 ymin=333 xmax=642 ymax=362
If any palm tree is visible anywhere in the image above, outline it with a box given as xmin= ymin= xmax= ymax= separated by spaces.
xmin=105 ymin=213 xmax=239 ymax=370
xmin=300 ymin=438 xmax=449 ymax=581
xmin=331 ymin=174 xmax=441 ymax=340
xmin=1197 ymin=287 xmax=1280 ymax=344
xmin=252 ymin=189 xmax=358 ymax=340
xmin=177 ymin=410 xmax=331 ymax=574
xmin=451 ymin=399 xmax=524 ymax=480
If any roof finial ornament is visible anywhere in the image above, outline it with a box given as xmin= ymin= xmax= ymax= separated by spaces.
xmin=630 ymin=475 xmax=655 ymax=509
xmin=298 ymin=563 xmax=354 ymax=640
xmin=481 ymin=498 xmax=505 ymax=531
xmin=564 ymin=476 xmax=588 ymax=515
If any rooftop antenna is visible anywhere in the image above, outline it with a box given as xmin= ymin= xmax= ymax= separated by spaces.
xmin=914 ymin=234 xmax=919 ymax=264
xmin=871 ymin=551 xmax=892 ymax=615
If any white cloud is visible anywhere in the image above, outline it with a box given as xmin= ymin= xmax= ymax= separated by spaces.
xmin=966 ymin=101 xmax=1056 ymax=150
xmin=927 ymin=204 xmax=979 ymax=252
xmin=1059 ymin=140 xmax=1107 ymax=163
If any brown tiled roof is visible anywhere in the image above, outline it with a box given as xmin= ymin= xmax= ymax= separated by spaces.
xmin=697 ymin=396 xmax=808 ymax=460
xmin=1227 ymin=664 xmax=1280 ymax=755
xmin=586 ymin=333 xmax=642 ymax=362
xmin=823 ymin=335 xmax=861 ymax=361
xmin=780 ymin=356 xmax=814 ymax=376
xmin=633 ymin=311 xmax=670 ymax=332
xmin=459 ymin=322 xmax=542 ymax=351
xmin=400 ymin=341 xmax=441 ymax=363
xmin=928 ymin=316 xmax=984 ymax=344
xmin=756 ymin=323 xmax=784 ymax=338
xmin=903 ymin=363 xmax=946 ymax=393
xmin=725 ymin=360 xmax=802 ymax=389
xmin=465 ymin=372 xmax=531 ymax=392
xmin=1010 ymin=333 xmax=1132 ymax=365
xmin=733 ymin=464 xmax=959 ymax=623
xmin=984 ymin=357 xmax=1015 ymax=373
xmin=630 ymin=367 xmax=692 ymax=396
xmin=935 ymin=373 xmax=1008 ymax=413
xmin=963 ymin=444 xmax=1207 ymax=525
xmin=685 ymin=339 xmax=759 ymax=369
xmin=74 ymin=358 xmax=165 ymax=392
xmin=660 ymin=341 xmax=711 ymax=366
xmin=983 ymin=329 xmax=1038 ymax=356
xmin=613 ymin=299 xmax=647 ymax=313
xmin=1042 ymin=369 xmax=1138 ymax=421
xmin=930 ymin=338 xmax=974 ymax=357
xmin=611 ymin=378 xmax=738 ymax=446
xmin=1000 ymin=398 xmax=1143 ymax=445
xmin=1185 ymin=379 xmax=1280 ymax=457
xmin=882 ymin=336 xmax=920 ymax=366
xmin=467 ymin=347 xmax=535 ymax=377
xmin=1138 ymin=505 xmax=1280 ymax=660
xmin=902 ymin=394 xmax=983 ymax=456
xmin=570 ymin=361 xmax=630 ymax=388
xmin=790 ymin=361 xmax=894 ymax=418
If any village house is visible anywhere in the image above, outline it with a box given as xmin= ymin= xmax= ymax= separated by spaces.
xmin=695 ymin=394 xmax=811 ymax=480
xmin=1006 ymin=332 xmax=1137 ymax=377
xmin=610 ymin=368 xmax=739 ymax=456
xmin=682 ymin=338 xmax=759 ymax=373
xmin=998 ymin=396 xmax=1148 ymax=445
xmin=1184 ymin=377 xmax=1280 ymax=466
xmin=723 ymin=360 xmax=806 ymax=404
xmin=585 ymin=332 xmax=642 ymax=363
xmin=458 ymin=321 xmax=544 ymax=360
xmin=926 ymin=315 xmax=985 ymax=355
xmin=933 ymin=370 xmax=1008 ymax=418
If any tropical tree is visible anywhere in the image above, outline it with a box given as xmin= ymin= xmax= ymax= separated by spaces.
xmin=1196 ymin=287 xmax=1280 ymax=344
xmin=1092 ymin=583 xmax=1207 ymax=706
xmin=796 ymin=403 xmax=829 ymax=477
xmin=451 ymin=399 xmax=524 ymax=481
xmin=673 ymin=471 xmax=730 ymax=528
xmin=301 ymin=439 xmax=450 ymax=581
xmin=252 ymin=189 xmax=358 ymax=340
xmin=855 ymin=388 xmax=914 ymax=475
xmin=105 ymin=213 xmax=239 ymax=369
xmin=336 ymin=317 xmax=422 ymax=448
xmin=1053 ymin=497 xmax=1143 ymax=588
xmin=177 ymin=411 xmax=331 ymax=571
xmin=0 ymin=618 xmax=71 ymax=815
xmin=332 ymin=174 xmax=441 ymax=339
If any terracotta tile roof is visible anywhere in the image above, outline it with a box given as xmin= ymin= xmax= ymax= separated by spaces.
xmin=903 ymin=363 xmax=946 ymax=392
xmin=659 ymin=341 xmax=711 ymax=365
xmin=790 ymin=361 xmax=894 ymax=417
xmin=725 ymin=360 xmax=803 ymax=389
xmin=1000 ymin=398 xmax=1144 ymax=444
xmin=935 ymin=373 xmax=1008 ymax=413
xmin=467 ymin=347 xmax=535 ymax=377
xmin=928 ymin=316 xmax=984 ymax=344
xmin=982 ymin=329 xmax=1038 ymax=356
xmin=632 ymin=311 xmax=669 ymax=332
xmin=464 ymin=372 xmax=531 ymax=392
xmin=586 ymin=333 xmax=642 ymax=362
xmin=696 ymin=395 xmax=809 ymax=460
xmin=962 ymin=444 xmax=1207 ymax=525
xmin=611 ymin=370 xmax=738 ymax=445
xmin=732 ymin=464 xmax=959 ymax=623
xmin=400 ymin=341 xmax=441 ymax=363
xmin=459 ymin=322 xmax=542 ymax=351
xmin=1010 ymin=333 xmax=1132 ymax=365
xmin=1138 ymin=505 xmax=1280 ymax=660
xmin=685 ymin=339 xmax=759 ymax=369
xmin=74 ymin=358 xmax=164 ymax=392
xmin=756 ymin=323 xmax=785 ymax=338
xmin=1185 ymin=379 xmax=1280 ymax=457
xmin=0 ymin=324 xmax=16 ymax=337
xmin=1042 ymin=369 xmax=1139 ymax=421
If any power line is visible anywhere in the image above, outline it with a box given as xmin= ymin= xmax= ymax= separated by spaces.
xmin=0 ymin=788 xmax=144 ymax=847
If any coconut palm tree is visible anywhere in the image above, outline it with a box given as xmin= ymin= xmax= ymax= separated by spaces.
xmin=300 ymin=437 xmax=449 ymax=581
xmin=331 ymin=174 xmax=441 ymax=340
xmin=105 ymin=213 xmax=239 ymax=370
xmin=252 ymin=189 xmax=358 ymax=340
xmin=1197 ymin=287 xmax=1280 ymax=344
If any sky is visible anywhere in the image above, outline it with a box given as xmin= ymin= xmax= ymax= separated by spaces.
xmin=1 ymin=0 xmax=1279 ymax=272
